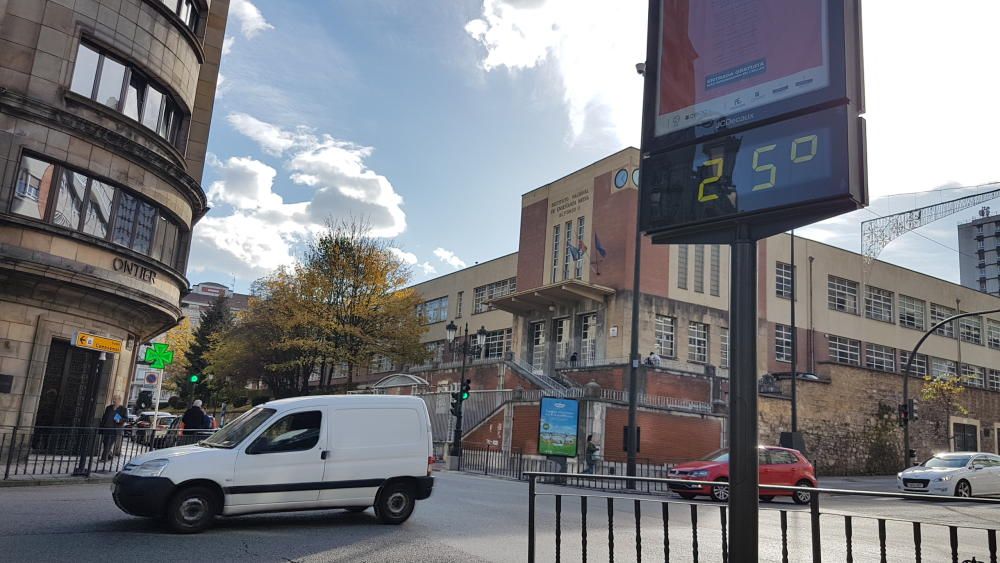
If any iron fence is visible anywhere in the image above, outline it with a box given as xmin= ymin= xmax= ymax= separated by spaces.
xmin=1 ymin=425 xmax=212 ymax=480
xmin=525 ymin=471 xmax=1000 ymax=563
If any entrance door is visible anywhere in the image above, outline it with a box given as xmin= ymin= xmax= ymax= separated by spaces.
xmin=954 ymin=423 xmax=979 ymax=452
xmin=35 ymin=340 xmax=110 ymax=429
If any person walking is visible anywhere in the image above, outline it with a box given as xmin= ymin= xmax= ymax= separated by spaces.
xmin=179 ymin=399 xmax=209 ymax=437
xmin=584 ymin=434 xmax=600 ymax=474
xmin=99 ymin=396 xmax=126 ymax=461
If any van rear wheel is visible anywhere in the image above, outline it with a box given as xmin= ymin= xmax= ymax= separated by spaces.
xmin=165 ymin=486 xmax=217 ymax=533
xmin=374 ymin=482 xmax=414 ymax=525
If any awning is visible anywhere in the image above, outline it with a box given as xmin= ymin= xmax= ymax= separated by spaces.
xmin=489 ymin=279 xmax=616 ymax=314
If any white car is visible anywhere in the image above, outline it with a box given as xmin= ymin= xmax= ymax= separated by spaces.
xmin=897 ymin=452 xmax=1000 ymax=497
xmin=112 ymin=395 xmax=435 ymax=533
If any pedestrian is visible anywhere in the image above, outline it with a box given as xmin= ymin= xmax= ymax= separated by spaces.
xmin=180 ymin=399 xmax=209 ymax=437
xmin=570 ymin=352 xmax=578 ymax=368
xmin=99 ymin=396 xmax=126 ymax=461
xmin=584 ymin=434 xmax=599 ymax=474
xmin=647 ymin=351 xmax=661 ymax=367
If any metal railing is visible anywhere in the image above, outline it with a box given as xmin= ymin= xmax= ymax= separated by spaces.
xmin=525 ymin=471 xmax=1000 ymax=563
xmin=1 ymin=425 xmax=212 ymax=480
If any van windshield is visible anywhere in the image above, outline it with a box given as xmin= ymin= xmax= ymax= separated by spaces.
xmin=201 ymin=407 xmax=275 ymax=448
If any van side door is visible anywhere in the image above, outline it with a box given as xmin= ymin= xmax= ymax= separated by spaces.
xmin=228 ymin=409 xmax=326 ymax=507
xmin=319 ymin=406 xmax=426 ymax=505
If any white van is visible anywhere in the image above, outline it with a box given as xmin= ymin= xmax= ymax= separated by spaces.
xmin=112 ymin=395 xmax=435 ymax=533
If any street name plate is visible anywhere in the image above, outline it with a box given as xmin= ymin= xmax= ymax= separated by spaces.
xmin=74 ymin=331 xmax=123 ymax=354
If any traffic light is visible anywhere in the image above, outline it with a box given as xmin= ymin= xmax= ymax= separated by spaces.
xmin=189 ymin=374 xmax=200 ymax=384
xmin=908 ymin=398 xmax=919 ymax=422
xmin=897 ymin=402 xmax=909 ymax=427
xmin=450 ymin=391 xmax=462 ymax=417
xmin=461 ymin=379 xmax=471 ymax=401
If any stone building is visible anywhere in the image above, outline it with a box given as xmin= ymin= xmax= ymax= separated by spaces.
xmin=0 ymin=0 xmax=228 ymax=429
xmin=360 ymin=148 xmax=1000 ymax=470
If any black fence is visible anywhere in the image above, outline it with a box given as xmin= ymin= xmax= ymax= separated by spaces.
xmin=526 ymin=472 xmax=1000 ymax=563
xmin=1 ymin=425 xmax=211 ymax=480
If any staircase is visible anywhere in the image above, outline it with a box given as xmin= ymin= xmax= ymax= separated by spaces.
xmin=505 ymin=356 xmax=573 ymax=392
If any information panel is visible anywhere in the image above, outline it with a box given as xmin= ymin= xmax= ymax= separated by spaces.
xmin=656 ymin=0 xmax=830 ymax=138
xmin=641 ymin=105 xmax=864 ymax=236
xmin=538 ymin=397 xmax=580 ymax=457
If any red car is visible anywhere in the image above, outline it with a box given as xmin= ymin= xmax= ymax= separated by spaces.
xmin=667 ymin=446 xmax=817 ymax=504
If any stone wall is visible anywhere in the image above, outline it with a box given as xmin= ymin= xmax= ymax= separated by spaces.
xmin=759 ymin=362 xmax=1000 ymax=475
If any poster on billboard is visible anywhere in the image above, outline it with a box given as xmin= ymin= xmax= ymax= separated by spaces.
xmin=538 ymin=397 xmax=580 ymax=457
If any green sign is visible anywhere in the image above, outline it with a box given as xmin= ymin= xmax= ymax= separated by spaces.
xmin=143 ymin=342 xmax=174 ymax=370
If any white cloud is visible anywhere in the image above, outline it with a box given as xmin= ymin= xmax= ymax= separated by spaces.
xmin=222 ymin=36 xmax=235 ymax=56
xmin=466 ymin=0 xmax=645 ymax=145
xmin=434 ymin=248 xmax=467 ymax=270
xmin=190 ymin=114 xmax=409 ymax=278
xmin=389 ymin=247 xmax=418 ymax=265
xmin=417 ymin=262 xmax=438 ymax=276
xmin=230 ymin=0 xmax=273 ymax=39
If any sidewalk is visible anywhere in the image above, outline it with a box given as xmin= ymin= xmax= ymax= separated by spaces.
xmin=817 ymin=475 xmax=897 ymax=493
xmin=0 ymin=472 xmax=115 ymax=487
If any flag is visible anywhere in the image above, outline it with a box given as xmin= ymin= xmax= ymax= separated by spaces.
xmin=594 ymin=232 xmax=607 ymax=258
xmin=567 ymin=243 xmax=581 ymax=261
xmin=577 ymin=239 xmax=588 ymax=256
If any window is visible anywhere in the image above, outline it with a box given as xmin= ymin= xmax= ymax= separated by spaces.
xmin=899 ymin=351 xmax=928 ymax=377
xmin=720 ymin=327 xmax=729 ymax=368
xmin=710 ymin=245 xmax=721 ymax=296
xmin=827 ymin=276 xmax=859 ymax=314
xmin=931 ymin=357 xmax=957 ymax=379
xmin=473 ymin=277 xmax=516 ymax=314
xmin=930 ymin=303 xmax=956 ymax=338
xmin=530 ymin=322 xmax=546 ymax=370
xmin=70 ymin=42 xmax=183 ymax=144
xmin=962 ymin=364 xmax=986 ymax=388
xmin=248 ymin=411 xmax=322 ymax=454
xmin=694 ymin=245 xmax=705 ymax=293
xmin=864 ymin=286 xmax=894 ymax=323
xmin=9 ymin=154 xmax=185 ymax=269
xmin=371 ymin=354 xmax=392 ymax=373
xmin=677 ymin=245 xmax=688 ymax=289
xmin=828 ymin=336 xmax=860 ymax=365
xmin=159 ymin=0 xmax=199 ymax=32
xmin=954 ymin=422 xmax=978 ymax=452
xmin=417 ymin=296 xmax=448 ymax=324
xmin=551 ymin=224 xmax=560 ymax=283
xmin=898 ymin=295 xmax=926 ymax=330
xmin=775 ymin=324 xmax=792 ymax=362
xmin=575 ymin=216 xmax=585 ymax=279
xmin=988 ymin=319 xmax=1000 ymax=350
xmin=580 ymin=313 xmax=597 ymax=363
xmin=456 ymin=291 xmax=463 ymax=318
xmin=562 ymin=221 xmax=572 ymax=280
xmin=688 ymin=321 xmax=708 ymax=363
xmin=555 ymin=318 xmax=571 ymax=362
xmin=768 ymin=449 xmax=798 ymax=464
xmin=865 ymin=344 xmax=896 ymax=372
xmin=483 ymin=328 xmax=512 ymax=359
xmin=959 ymin=316 xmax=983 ymax=345
xmin=988 ymin=369 xmax=1000 ymax=392
xmin=654 ymin=315 xmax=675 ymax=358
xmin=776 ymin=262 xmax=794 ymax=299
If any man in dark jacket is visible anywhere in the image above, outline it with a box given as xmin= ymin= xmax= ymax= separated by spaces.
xmin=99 ymin=396 xmax=126 ymax=461
xmin=180 ymin=399 xmax=209 ymax=436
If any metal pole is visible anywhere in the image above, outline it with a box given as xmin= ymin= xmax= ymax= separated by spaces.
xmin=450 ymin=324 xmax=469 ymax=459
xmin=790 ymin=231 xmax=797 ymax=432
xmin=901 ymin=307 xmax=1000 ymax=470
xmin=74 ymin=352 xmax=106 ymax=477
xmin=626 ymin=186 xmax=642 ymax=486
xmin=729 ymin=224 xmax=759 ymax=559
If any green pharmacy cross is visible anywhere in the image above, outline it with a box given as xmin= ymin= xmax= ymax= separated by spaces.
xmin=144 ymin=342 xmax=174 ymax=370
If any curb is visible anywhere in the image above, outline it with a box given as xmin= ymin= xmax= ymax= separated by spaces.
xmin=0 ymin=475 xmax=115 ymax=488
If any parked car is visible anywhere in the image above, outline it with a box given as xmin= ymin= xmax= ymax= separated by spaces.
xmin=133 ymin=412 xmax=177 ymax=446
xmin=112 ymin=395 xmax=435 ymax=533
xmin=898 ymin=452 xmax=1000 ymax=497
xmin=153 ymin=416 xmax=217 ymax=449
xmin=667 ymin=446 xmax=817 ymax=504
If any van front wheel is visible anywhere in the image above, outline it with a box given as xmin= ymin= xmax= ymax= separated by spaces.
xmin=165 ymin=486 xmax=217 ymax=533
xmin=375 ymin=482 xmax=415 ymax=525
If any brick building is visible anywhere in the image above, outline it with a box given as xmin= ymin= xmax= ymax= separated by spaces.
xmin=0 ymin=0 xmax=228 ymax=429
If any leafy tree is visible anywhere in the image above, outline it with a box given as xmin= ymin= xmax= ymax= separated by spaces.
xmin=161 ymin=317 xmax=193 ymax=391
xmin=920 ymin=374 xmax=969 ymax=449
xmin=177 ymin=293 xmax=233 ymax=403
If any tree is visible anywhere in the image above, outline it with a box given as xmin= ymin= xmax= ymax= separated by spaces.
xmin=177 ymin=293 xmax=233 ymax=403
xmin=161 ymin=317 xmax=193 ymax=391
xmin=920 ymin=374 xmax=969 ymax=450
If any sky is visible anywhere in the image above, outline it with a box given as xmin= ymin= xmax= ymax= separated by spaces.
xmin=190 ymin=0 xmax=1000 ymax=293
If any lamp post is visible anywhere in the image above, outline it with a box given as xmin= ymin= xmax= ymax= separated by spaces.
xmin=446 ymin=321 xmax=487 ymax=464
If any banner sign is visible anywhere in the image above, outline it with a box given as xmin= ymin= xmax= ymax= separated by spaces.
xmin=538 ymin=397 xmax=580 ymax=457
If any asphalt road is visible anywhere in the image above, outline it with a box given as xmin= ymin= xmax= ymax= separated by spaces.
xmin=0 ymin=471 xmax=997 ymax=562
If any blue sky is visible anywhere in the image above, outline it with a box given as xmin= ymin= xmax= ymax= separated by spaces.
xmin=190 ymin=0 xmax=1000 ymax=292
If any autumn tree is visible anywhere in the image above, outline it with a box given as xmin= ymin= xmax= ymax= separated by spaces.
xmin=177 ymin=293 xmax=233 ymax=402
xmin=160 ymin=317 xmax=193 ymax=393
xmin=919 ymin=374 xmax=969 ymax=450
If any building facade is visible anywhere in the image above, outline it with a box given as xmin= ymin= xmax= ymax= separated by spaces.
xmin=366 ymin=148 xmax=1000 ymax=466
xmin=958 ymin=209 xmax=1000 ymax=296
xmin=0 ymin=0 xmax=228 ymax=429
xmin=180 ymin=281 xmax=248 ymax=329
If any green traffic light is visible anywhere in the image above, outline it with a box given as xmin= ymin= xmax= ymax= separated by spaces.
xmin=189 ymin=374 xmax=200 ymax=383
xmin=461 ymin=391 xmax=469 ymax=400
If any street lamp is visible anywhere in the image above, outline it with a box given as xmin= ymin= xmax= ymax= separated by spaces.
xmin=446 ymin=322 xmax=488 ymax=466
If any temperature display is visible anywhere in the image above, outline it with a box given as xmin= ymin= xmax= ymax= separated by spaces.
xmin=640 ymin=105 xmax=861 ymax=235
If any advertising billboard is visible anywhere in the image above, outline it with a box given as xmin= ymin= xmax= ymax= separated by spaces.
xmin=538 ymin=397 xmax=580 ymax=457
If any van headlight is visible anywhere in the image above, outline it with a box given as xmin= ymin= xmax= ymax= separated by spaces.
xmin=130 ymin=459 xmax=169 ymax=477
